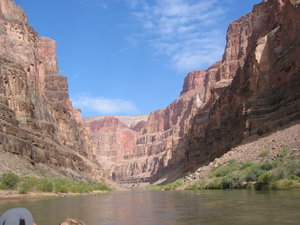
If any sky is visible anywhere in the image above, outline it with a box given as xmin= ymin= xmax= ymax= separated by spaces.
xmin=15 ymin=0 xmax=262 ymax=117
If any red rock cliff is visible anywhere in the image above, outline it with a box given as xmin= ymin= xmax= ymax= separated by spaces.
xmin=85 ymin=116 xmax=148 ymax=178
xmin=0 ymin=0 xmax=103 ymax=180
xmin=187 ymin=0 xmax=300 ymax=168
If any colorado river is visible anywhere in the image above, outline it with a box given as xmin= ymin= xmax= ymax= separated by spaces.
xmin=0 ymin=190 xmax=299 ymax=225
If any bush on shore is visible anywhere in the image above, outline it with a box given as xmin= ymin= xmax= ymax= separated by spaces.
xmin=0 ymin=173 xmax=111 ymax=194
xmin=147 ymin=179 xmax=183 ymax=191
xmin=0 ymin=172 xmax=20 ymax=190
xmin=184 ymin=149 xmax=300 ymax=191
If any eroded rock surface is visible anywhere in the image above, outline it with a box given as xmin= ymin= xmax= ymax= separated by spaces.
xmin=187 ymin=0 xmax=300 ymax=169
xmin=0 ymin=0 xmax=104 ymax=181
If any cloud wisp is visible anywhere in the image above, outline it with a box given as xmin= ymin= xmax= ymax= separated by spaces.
xmin=129 ymin=0 xmax=227 ymax=72
xmin=72 ymin=95 xmax=139 ymax=115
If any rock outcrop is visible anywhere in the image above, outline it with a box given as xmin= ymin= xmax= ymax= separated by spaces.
xmin=0 ymin=0 xmax=103 ymax=181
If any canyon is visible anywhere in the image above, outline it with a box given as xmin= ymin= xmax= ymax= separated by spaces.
xmin=86 ymin=0 xmax=300 ymax=186
xmin=0 ymin=0 xmax=299 ymax=187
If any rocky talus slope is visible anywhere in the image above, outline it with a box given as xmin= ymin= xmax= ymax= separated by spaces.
xmin=0 ymin=0 xmax=104 ymax=181
xmin=88 ymin=0 xmax=300 ymax=186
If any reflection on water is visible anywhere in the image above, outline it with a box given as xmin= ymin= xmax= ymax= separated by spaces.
xmin=0 ymin=190 xmax=299 ymax=225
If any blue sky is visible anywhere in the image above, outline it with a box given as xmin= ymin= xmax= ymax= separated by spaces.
xmin=15 ymin=0 xmax=261 ymax=117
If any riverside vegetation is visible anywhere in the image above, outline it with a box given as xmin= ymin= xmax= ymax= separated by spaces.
xmin=149 ymin=148 xmax=300 ymax=191
xmin=0 ymin=173 xmax=111 ymax=195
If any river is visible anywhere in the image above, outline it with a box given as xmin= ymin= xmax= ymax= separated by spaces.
xmin=0 ymin=190 xmax=299 ymax=225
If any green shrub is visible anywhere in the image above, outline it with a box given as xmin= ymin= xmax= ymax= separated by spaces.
xmin=93 ymin=183 xmax=111 ymax=191
xmin=146 ymin=179 xmax=183 ymax=191
xmin=270 ymin=179 xmax=294 ymax=190
xmin=255 ymin=172 xmax=274 ymax=190
xmin=240 ymin=161 xmax=254 ymax=170
xmin=161 ymin=179 xmax=183 ymax=190
xmin=271 ymin=159 xmax=300 ymax=180
xmin=260 ymin=161 xmax=275 ymax=171
xmin=206 ymin=179 xmax=222 ymax=189
xmin=221 ymin=173 xmax=245 ymax=189
xmin=51 ymin=178 xmax=110 ymax=193
xmin=278 ymin=148 xmax=291 ymax=158
xmin=259 ymin=151 xmax=270 ymax=158
xmin=273 ymin=166 xmax=289 ymax=180
xmin=286 ymin=159 xmax=300 ymax=175
xmin=18 ymin=177 xmax=53 ymax=194
xmin=0 ymin=172 xmax=20 ymax=190
xmin=246 ymin=183 xmax=255 ymax=190
xmin=18 ymin=181 xmax=32 ymax=194
xmin=210 ymin=161 xmax=241 ymax=178
xmin=288 ymin=174 xmax=300 ymax=180
xmin=185 ymin=181 xmax=206 ymax=190
xmin=52 ymin=178 xmax=73 ymax=193
xmin=37 ymin=178 xmax=53 ymax=192
xmin=243 ymin=164 xmax=266 ymax=182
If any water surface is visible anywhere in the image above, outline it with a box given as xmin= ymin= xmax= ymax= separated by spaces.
xmin=0 ymin=190 xmax=299 ymax=225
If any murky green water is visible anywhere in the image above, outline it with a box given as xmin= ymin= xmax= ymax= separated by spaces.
xmin=0 ymin=190 xmax=299 ymax=225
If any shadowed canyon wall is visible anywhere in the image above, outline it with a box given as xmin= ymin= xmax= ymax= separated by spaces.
xmin=0 ymin=0 xmax=104 ymax=181
xmin=187 ymin=0 xmax=300 ymax=168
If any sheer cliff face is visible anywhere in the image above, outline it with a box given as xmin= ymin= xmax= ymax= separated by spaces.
xmin=188 ymin=0 xmax=300 ymax=168
xmin=0 ymin=0 xmax=102 ymax=180
xmin=88 ymin=117 xmax=139 ymax=164
xmin=100 ymin=0 xmax=300 ymax=185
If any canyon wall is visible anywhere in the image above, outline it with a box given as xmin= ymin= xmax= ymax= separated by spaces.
xmin=187 ymin=0 xmax=300 ymax=168
xmin=0 ymin=0 xmax=103 ymax=181
xmin=85 ymin=116 xmax=148 ymax=178
xmin=91 ymin=0 xmax=300 ymax=186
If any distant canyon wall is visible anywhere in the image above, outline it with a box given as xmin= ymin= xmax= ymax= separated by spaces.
xmin=0 ymin=0 xmax=104 ymax=180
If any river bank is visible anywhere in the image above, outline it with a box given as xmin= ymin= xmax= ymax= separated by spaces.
xmin=0 ymin=189 xmax=110 ymax=200
xmin=0 ymin=173 xmax=112 ymax=201
xmin=148 ymin=146 xmax=300 ymax=191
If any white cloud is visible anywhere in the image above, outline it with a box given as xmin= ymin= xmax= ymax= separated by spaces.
xmin=72 ymin=95 xmax=139 ymax=115
xmin=129 ymin=0 xmax=228 ymax=72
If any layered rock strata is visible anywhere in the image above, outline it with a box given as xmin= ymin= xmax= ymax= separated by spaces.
xmin=0 ymin=0 xmax=103 ymax=181
xmin=85 ymin=116 xmax=148 ymax=179
xmin=187 ymin=0 xmax=300 ymax=168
